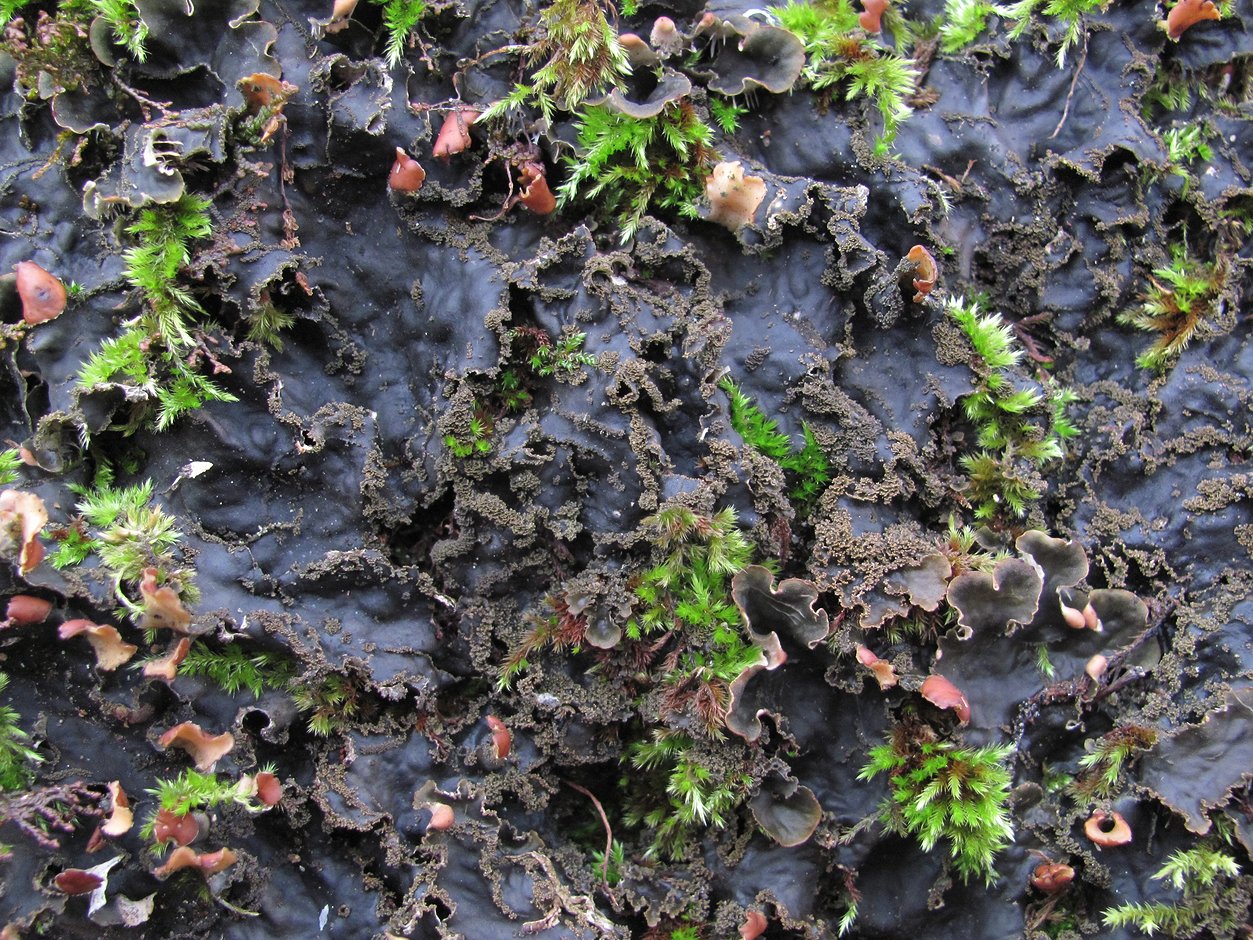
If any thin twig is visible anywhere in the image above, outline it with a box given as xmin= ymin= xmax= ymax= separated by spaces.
xmin=111 ymin=74 xmax=173 ymax=122
xmin=563 ymin=779 xmax=615 ymax=898
xmin=1050 ymin=37 xmax=1088 ymax=140
xmin=455 ymin=43 xmax=528 ymax=74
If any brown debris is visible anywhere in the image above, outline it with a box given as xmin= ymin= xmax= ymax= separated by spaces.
xmin=740 ymin=910 xmax=768 ymax=939
xmin=856 ymin=645 xmax=899 ymax=689
xmin=239 ymin=73 xmax=290 ymax=112
xmin=58 ymin=619 xmax=138 ymax=671
xmin=705 ymin=161 xmax=767 ymax=231
xmin=427 ymin=802 xmax=454 ymax=830
xmin=3 ymin=594 xmax=52 ymax=628
xmin=517 ymin=163 xmax=557 ymax=215
xmin=859 ymin=0 xmax=888 ymax=33
xmin=389 ymin=147 xmax=426 ymax=192
xmin=485 ymin=715 xmax=511 ymax=761
xmin=920 ymin=673 xmax=971 ymax=724
xmin=138 ymin=568 xmax=191 ymax=633
xmin=101 ymin=781 xmax=133 ymax=837
xmin=326 ymin=0 xmax=358 ymax=31
xmin=649 ymin=16 xmax=682 ymax=56
xmin=153 ymin=808 xmax=201 ymax=847
xmin=0 ymin=489 xmax=48 ymax=573
xmin=1084 ymin=810 xmax=1132 ymax=848
xmin=158 ymin=722 xmax=235 ymax=772
xmin=1165 ymin=0 xmax=1220 ymax=39
xmin=14 ymin=261 xmax=67 ymax=324
xmin=143 ymin=636 xmax=191 ymax=682
xmin=153 ymin=845 xmax=237 ymax=879
xmin=53 ymin=869 xmax=102 ymax=895
xmin=906 ymin=245 xmax=937 ymax=303
xmin=238 ymin=770 xmax=283 ymax=807
xmin=1030 ymin=861 xmax=1074 ymax=894
xmin=253 ymin=771 xmax=283 ymax=807
xmin=432 ymin=108 xmax=480 ymax=158
xmin=1085 ymin=653 xmax=1108 ymax=682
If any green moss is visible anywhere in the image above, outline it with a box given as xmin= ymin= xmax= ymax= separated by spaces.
xmin=499 ymin=507 xmax=758 ymax=730
xmin=480 ymin=0 xmax=629 ymax=124
xmin=1103 ymin=844 xmax=1244 ymax=937
xmin=0 ymin=449 xmax=21 ymax=487
xmin=51 ymin=473 xmax=198 ymax=622
xmin=178 ymin=641 xmax=295 ymax=699
xmin=528 ymin=331 xmax=596 ymax=378
xmin=590 ymin=838 xmax=625 ymax=886
xmin=720 ymin=377 xmax=831 ymax=509
xmin=444 ymin=404 xmax=494 ymax=458
xmin=709 ymin=96 xmax=749 ymax=134
xmin=122 ymin=195 xmax=213 ymax=350
xmin=369 ymin=0 xmax=426 ymax=66
xmin=291 ymin=673 xmax=363 ymax=736
xmin=89 ymin=0 xmax=147 ymax=60
xmin=772 ymin=0 xmax=918 ymax=153
xmin=1072 ymin=725 xmax=1157 ymax=799
xmin=1117 ymin=242 xmax=1230 ymax=371
xmin=0 ymin=0 xmax=32 ymax=27
xmin=141 ymin=766 xmax=276 ymax=842
xmin=997 ymin=0 xmax=1109 ymax=68
xmin=77 ymin=195 xmax=238 ymax=431
xmin=947 ymin=296 xmax=1076 ymax=522
xmin=860 ymin=725 xmax=1015 ymax=885
xmin=0 ymin=674 xmax=42 ymax=792
xmin=625 ymin=730 xmax=751 ymax=860
xmin=939 ymin=0 xmax=997 ymax=52
xmin=558 ymin=100 xmax=715 ymax=243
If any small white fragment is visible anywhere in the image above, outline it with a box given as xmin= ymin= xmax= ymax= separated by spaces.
xmin=115 ymin=893 xmax=156 ymax=927
xmin=185 ymin=461 xmax=213 ymax=479
xmin=535 ymin=692 xmax=561 ymax=710
xmin=167 ymin=461 xmax=214 ymax=494
xmin=86 ymin=856 xmax=123 ymax=917
xmin=319 ymin=904 xmax=330 ymax=931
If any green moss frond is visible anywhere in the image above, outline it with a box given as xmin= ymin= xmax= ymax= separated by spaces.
xmin=76 ymin=328 xmax=150 ymax=390
xmin=1103 ymin=844 xmax=1243 ymax=937
xmin=0 ymin=449 xmax=21 ymax=487
xmin=481 ymin=0 xmax=630 ymax=123
xmin=369 ymin=0 xmax=426 ymax=66
xmin=721 ymin=377 xmax=831 ymax=508
xmin=291 ymin=673 xmax=362 ymax=736
xmin=772 ymin=0 xmax=918 ymax=151
xmin=862 ymin=733 xmax=1015 ymax=884
xmin=559 ymin=100 xmax=715 ymax=242
xmin=709 ymin=96 xmax=749 ymax=134
xmin=1117 ymin=243 xmax=1228 ymax=371
xmin=948 ymin=296 xmax=1074 ymax=522
xmin=996 ymin=0 xmax=1109 ymax=67
xmin=179 ymin=642 xmax=294 ymax=699
xmin=939 ymin=0 xmax=997 ymax=52
xmin=0 ymin=673 xmax=42 ymax=791
xmin=1073 ymin=726 xmax=1157 ymax=799
xmin=625 ymin=731 xmax=750 ymax=858
xmin=88 ymin=0 xmax=148 ymax=60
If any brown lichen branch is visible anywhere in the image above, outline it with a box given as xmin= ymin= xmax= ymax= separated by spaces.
xmin=506 ymin=850 xmax=621 ymax=934
xmin=0 ymin=782 xmax=103 ymax=857
xmin=1049 ymin=37 xmax=1087 ymax=140
xmin=1011 ymin=312 xmax=1055 ymax=365
xmin=563 ymin=779 xmax=617 ymax=899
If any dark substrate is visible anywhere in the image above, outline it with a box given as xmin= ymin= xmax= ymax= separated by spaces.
xmin=0 ymin=0 xmax=1251 ymax=935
